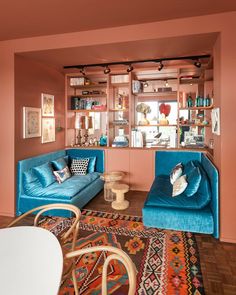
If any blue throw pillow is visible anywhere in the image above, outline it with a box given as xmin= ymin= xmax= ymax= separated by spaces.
xmin=73 ymin=157 xmax=96 ymax=173
xmin=185 ymin=167 xmax=202 ymax=197
xmin=183 ymin=160 xmax=195 ymax=175
xmin=33 ymin=162 xmax=56 ymax=188
xmin=51 ymin=157 xmax=67 ymax=171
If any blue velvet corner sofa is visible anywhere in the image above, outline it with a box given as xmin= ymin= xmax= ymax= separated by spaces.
xmin=142 ymin=151 xmax=219 ymax=238
xmin=17 ymin=149 xmax=104 ymax=217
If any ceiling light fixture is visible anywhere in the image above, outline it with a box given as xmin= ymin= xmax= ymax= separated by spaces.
xmin=158 ymin=61 xmax=164 ymax=71
xmin=64 ymin=54 xmax=210 ymax=72
xmin=103 ymin=65 xmax=111 ymax=74
xmin=127 ymin=64 xmax=134 ymax=72
xmin=194 ymin=60 xmax=201 ymax=68
xmin=143 ymin=82 xmax=149 ymax=88
xmin=165 ymin=80 xmax=169 ymax=87
xmin=80 ymin=67 xmax=86 ymax=76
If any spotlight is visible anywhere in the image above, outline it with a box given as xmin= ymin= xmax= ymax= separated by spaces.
xmin=165 ymin=80 xmax=169 ymax=87
xmin=143 ymin=82 xmax=149 ymax=88
xmin=127 ymin=64 xmax=133 ymax=72
xmin=104 ymin=65 xmax=111 ymax=74
xmin=80 ymin=67 xmax=86 ymax=76
xmin=158 ymin=61 xmax=164 ymax=71
xmin=194 ymin=60 xmax=201 ymax=68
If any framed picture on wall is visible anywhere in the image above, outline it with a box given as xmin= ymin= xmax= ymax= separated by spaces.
xmin=41 ymin=93 xmax=54 ymax=117
xmin=211 ymin=108 xmax=220 ymax=135
xmin=42 ymin=118 xmax=55 ymax=143
xmin=23 ymin=107 xmax=41 ymax=138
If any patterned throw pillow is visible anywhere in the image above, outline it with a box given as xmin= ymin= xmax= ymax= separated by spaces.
xmin=172 ymin=175 xmax=188 ymax=197
xmin=53 ymin=166 xmax=71 ymax=184
xmin=70 ymin=158 xmax=89 ymax=175
xmin=170 ymin=163 xmax=183 ymax=184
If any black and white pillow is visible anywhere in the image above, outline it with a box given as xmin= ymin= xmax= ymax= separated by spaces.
xmin=70 ymin=158 xmax=89 ymax=175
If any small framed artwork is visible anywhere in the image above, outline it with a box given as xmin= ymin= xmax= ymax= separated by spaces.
xmin=42 ymin=118 xmax=55 ymax=143
xmin=41 ymin=93 xmax=54 ymax=117
xmin=211 ymin=108 xmax=220 ymax=135
xmin=23 ymin=107 xmax=41 ymax=138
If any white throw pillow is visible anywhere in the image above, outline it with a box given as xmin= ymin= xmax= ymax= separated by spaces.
xmin=172 ymin=175 xmax=188 ymax=197
xmin=170 ymin=163 xmax=183 ymax=184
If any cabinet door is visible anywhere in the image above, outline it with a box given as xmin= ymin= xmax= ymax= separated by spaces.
xmin=105 ymin=149 xmax=130 ymax=184
xmin=129 ymin=150 xmax=154 ymax=191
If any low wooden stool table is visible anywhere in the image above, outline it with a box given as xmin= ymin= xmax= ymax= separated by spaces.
xmin=100 ymin=172 xmax=125 ymax=201
xmin=111 ymin=183 xmax=129 ymax=210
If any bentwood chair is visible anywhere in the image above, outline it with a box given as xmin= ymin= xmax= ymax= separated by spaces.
xmin=7 ymin=203 xmax=81 ymax=280
xmin=65 ymin=245 xmax=137 ymax=295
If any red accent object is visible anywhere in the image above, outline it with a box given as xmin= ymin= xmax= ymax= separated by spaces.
xmin=159 ymin=103 xmax=171 ymax=116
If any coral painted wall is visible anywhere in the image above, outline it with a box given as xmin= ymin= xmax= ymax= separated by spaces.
xmin=14 ymin=55 xmax=65 ymax=163
xmin=0 ymin=11 xmax=236 ymax=242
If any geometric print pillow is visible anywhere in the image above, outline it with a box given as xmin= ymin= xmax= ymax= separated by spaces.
xmin=53 ymin=166 xmax=71 ymax=184
xmin=70 ymin=158 xmax=89 ymax=175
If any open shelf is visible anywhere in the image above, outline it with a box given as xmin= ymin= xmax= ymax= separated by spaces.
xmin=134 ymin=91 xmax=177 ymax=97
xmin=179 ymin=124 xmax=211 ymax=127
xmin=109 ymin=108 xmax=129 ymax=112
xmin=75 ymin=94 xmax=106 ymax=98
xmin=68 ymin=109 xmax=107 ymax=113
xmin=70 ymin=83 xmax=107 ymax=89
xmin=179 ymin=105 xmax=213 ymax=110
xmin=134 ymin=124 xmax=177 ymax=127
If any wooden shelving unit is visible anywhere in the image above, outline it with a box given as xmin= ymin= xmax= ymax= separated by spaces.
xmin=65 ymin=67 xmax=214 ymax=150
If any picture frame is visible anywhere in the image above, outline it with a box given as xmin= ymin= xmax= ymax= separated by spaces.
xmin=23 ymin=107 xmax=41 ymax=138
xmin=41 ymin=118 xmax=55 ymax=143
xmin=211 ymin=108 xmax=220 ymax=135
xmin=41 ymin=93 xmax=54 ymax=117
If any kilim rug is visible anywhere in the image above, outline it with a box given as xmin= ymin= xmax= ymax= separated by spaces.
xmin=40 ymin=209 xmax=205 ymax=295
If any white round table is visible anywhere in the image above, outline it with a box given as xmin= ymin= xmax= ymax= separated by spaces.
xmin=0 ymin=226 xmax=63 ymax=295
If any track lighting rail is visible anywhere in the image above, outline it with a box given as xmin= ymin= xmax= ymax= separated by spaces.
xmin=64 ymin=54 xmax=210 ymax=70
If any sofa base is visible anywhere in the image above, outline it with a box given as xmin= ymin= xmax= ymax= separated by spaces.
xmin=17 ymin=178 xmax=104 ymax=217
xmin=142 ymin=205 xmax=214 ymax=235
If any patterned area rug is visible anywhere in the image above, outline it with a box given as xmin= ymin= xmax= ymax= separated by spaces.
xmin=40 ymin=210 xmax=205 ymax=295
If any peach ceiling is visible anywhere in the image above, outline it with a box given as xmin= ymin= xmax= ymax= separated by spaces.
xmin=0 ymin=0 xmax=236 ymax=41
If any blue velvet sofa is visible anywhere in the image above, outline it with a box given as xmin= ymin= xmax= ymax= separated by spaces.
xmin=142 ymin=151 xmax=219 ymax=238
xmin=16 ymin=149 xmax=104 ymax=217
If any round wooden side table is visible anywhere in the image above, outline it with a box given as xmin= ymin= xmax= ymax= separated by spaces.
xmin=111 ymin=183 xmax=129 ymax=210
xmin=100 ymin=171 xmax=125 ymax=201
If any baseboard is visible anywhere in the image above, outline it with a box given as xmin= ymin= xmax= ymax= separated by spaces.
xmin=0 ymin=211 xmax=15 ymax=217
xmin=220 ymin=237 xmax=236 ymax=244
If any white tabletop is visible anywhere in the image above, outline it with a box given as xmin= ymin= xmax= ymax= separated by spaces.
xmin=0 ymin=226 xmax=63 ymax=295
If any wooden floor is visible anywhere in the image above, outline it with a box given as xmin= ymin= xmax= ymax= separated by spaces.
xmin=1 ymin=190 xmax=236 ymax=295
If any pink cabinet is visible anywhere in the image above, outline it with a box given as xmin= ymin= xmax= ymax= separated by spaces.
xmin=105 ymin=149 xmax=155 ymax=191
xmin=129 ymin=149 xmax=154 ymax=191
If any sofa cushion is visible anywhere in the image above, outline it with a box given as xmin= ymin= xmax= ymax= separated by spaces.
xmin=192 ymin=160 xmax=212 ymax=208
xmin=170 ymin=163 xmax=183 ymax=184
xmin=51 ymin=157 xmax=68 ymax=170
xmin=24 ymin=172 xmax=100 ymax=199
xmin=73 ymin=157 xmax=96 ymax=173
xmin=70 ymin=158 xmax=89 ymax=175
xmin=185 ymin=167 xmax=202 ymax=197
xmin=172 ymin=175 xmax=188 ymax=197
xmin=53 ymin=166 xmax=71 ymax=184
xmin=23 ymin=170 xmax=42 ymax=194
xmin=146 ymin=172 xmax=211 ymax=210
xmin=32 ymin=162 xmax=56 ymax=188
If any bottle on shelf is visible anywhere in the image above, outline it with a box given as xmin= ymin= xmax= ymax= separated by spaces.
xmin=99 ymin=133 xmax=107 ymax=146
xmin=187 ymin=94 xmax=193 ymax=108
